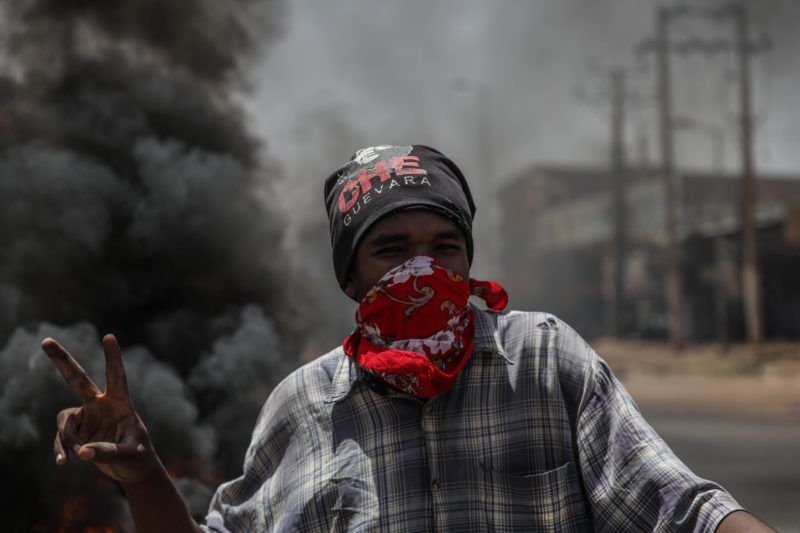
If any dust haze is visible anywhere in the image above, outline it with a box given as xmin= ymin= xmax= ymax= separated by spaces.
xmin=1 ymin=0 xmax=798 ymax=529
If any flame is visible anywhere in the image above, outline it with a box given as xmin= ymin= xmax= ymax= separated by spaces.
xmin=165 ymin=455 xmax=216 ymax=484
xmin=57 ymin=493 xmax=91 ymax=532
xmin=52 ymin=492 xmax=117 ymax=532
xmin=35 ymin=482 xmax=132 ymax=533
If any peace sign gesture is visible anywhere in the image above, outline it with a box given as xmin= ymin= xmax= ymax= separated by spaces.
xmin=42 ymin=334 xmax=157 ymax=483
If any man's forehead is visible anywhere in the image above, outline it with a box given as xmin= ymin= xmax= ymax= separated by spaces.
xmin=363 ymin=210 xmax=463 ymax=241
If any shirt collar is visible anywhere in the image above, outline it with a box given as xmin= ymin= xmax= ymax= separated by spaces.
xmin=325 ymin=304 xmax=508 ymax=403
xmin=470 ymin=303 xmax=507 ymax=358
xmin=325 ymin=346 xmax=360 ymax=403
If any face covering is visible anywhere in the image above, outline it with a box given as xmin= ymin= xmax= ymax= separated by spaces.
xmin=342 ymin=256 xmax=508 ymax=398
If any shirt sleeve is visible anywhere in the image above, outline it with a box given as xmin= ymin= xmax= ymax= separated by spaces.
xmin=554 ymin=319 xmax=745 ymax=532
xmin=199 ymin=377 xmax=302 ymax=533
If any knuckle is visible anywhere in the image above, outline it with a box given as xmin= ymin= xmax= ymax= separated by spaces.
xmin=61 ymin=421 xmax=80 ymax=441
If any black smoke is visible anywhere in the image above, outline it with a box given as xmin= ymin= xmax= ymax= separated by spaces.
xmin=0 ymin=0 xmax=308 ymax=530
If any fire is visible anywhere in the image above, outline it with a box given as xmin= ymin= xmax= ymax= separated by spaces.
xmin=57 ymin=493 xmax=91 ymax=532
xmin=49 ymin=493 xmax=117 ymax=533
xmin=165 ymin=455 xmax=216 ymax=484
xmin=29 ymin=475 xmax=135 ymax=533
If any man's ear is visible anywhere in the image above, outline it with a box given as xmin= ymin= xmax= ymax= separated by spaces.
xmin=344 ymin=278 xmax=358 ymax=300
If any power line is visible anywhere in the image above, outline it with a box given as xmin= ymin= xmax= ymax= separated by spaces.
xmin=636 ymin=2 xmax=771 ymax=348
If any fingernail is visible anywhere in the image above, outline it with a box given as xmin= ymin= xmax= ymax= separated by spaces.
xmin=79 ymin=447 xmax=95 ymax=459
xmin=56 ymin=453 xmax=64 ymax=464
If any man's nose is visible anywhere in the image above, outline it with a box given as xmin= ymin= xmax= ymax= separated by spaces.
xmin=406 ymin=246 xmax=437 ymax=261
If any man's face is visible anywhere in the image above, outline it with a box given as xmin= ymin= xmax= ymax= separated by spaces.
xmin=345 ymin=210 xmax=470 ymax=301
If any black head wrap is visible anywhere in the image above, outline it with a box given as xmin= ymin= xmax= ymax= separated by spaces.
xmin=323 ymin=145 xmax=476 ymax=291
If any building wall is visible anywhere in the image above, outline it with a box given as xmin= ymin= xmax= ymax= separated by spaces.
xmin=500 ymin=166 xmax=800 ymax=341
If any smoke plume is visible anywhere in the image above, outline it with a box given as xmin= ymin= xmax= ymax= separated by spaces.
xmin=0 ymin=0 xmax=304 ymax=530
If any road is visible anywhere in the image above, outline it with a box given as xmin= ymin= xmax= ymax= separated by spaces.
xmin=641 ymin=406 xmax=800 ymax=532
xmin=596 ymin=341 xmax=800 ymax=530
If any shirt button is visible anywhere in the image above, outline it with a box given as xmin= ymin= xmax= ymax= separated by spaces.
xmin=431 ymin=480 xmax=440 ymax=490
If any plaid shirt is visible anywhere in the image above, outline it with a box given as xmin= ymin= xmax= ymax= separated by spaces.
xmin=202 ymin=308 xmax=742 ymax=532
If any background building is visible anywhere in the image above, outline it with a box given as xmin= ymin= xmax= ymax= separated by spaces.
xmin=500 ymin=165 xmax=800 ymax=341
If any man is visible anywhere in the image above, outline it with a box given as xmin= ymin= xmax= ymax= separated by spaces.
xmin=44 ymin=145 xmax=772 ymax=531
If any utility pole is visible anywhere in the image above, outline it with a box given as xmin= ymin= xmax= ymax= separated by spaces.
xmin=638 ymin=2 xmax=769 ymax=348
xmin=610 ymin=69 xmax=627 ymax=338
xmin=732 ymin=3 xmax=762 ymax=344
xmin=476 ymin=84 xmax=497 ymax=278
xmin=575 ymin=64 xmax=643 ymax=338
xmin=656 ymin=6 xmax=684 ymax=350
xmin=452 ymin=78 xmax=496 ymax=278
xmin=714 ymin=238 xmax=731 ymax=353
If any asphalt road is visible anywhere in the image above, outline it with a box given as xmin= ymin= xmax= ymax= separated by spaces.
xmin=641 ymin=406 xmax=800 ymax=532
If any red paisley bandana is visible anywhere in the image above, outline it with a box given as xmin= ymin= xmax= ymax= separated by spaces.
xmin=343 ymin=256 xmax=508 ymax=398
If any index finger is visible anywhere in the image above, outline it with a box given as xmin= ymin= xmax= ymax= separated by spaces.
xmin=102 ymin=334 xmax=129 ymax=399
xmin=41 ymin=338 xmax=102 ymax=403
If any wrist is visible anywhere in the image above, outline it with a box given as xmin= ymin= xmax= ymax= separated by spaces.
xmin=119 ymin=454 xmax=168 ymax=493
xmin=120 ymin=455 xmax=199 ymax=533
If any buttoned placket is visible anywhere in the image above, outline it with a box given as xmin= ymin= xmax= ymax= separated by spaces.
xmin=381 ymin=387 xmax=439 ymax=531
xmin=382 ymin=386 xmax=442 ymax=531
xmin=420 ymin=397 xmax=443 ymax=531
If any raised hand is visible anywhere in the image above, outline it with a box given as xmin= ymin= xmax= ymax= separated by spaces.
xmin=42 ymin=334 xmax=158 ymax=483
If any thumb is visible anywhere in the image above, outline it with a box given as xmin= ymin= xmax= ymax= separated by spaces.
xmin=77 ymin=441 xmax=147 ymax=464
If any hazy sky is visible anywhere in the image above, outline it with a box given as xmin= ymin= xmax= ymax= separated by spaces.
xmin=239 ymin=0 xmax=799 ymax=284
xmin=245 ymin=0 xmax=799 ymax=181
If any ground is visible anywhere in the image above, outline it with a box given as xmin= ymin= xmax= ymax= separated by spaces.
xmin=596 ymin=340 xmax=800 ymax=532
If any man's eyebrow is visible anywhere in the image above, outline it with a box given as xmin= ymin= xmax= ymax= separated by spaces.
xmin=369 ymin=229 xmax=465 ymax=246
xmin=435 ymin=229 xmax=465 ymax=241
xmin=370 ymin=233 xmax=408 ymax=246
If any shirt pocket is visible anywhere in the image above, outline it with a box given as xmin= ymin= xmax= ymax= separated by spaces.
xmin=478 ymin=461 xmax=590 ymax=532
xmin=327 ymin=440 xmax=380 ymax=532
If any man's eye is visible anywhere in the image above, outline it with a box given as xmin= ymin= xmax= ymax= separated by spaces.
xmin=437 ymin=244 xmax=462 ymax=251
xmin=377 ymin=247 xmax=403 ymax=255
